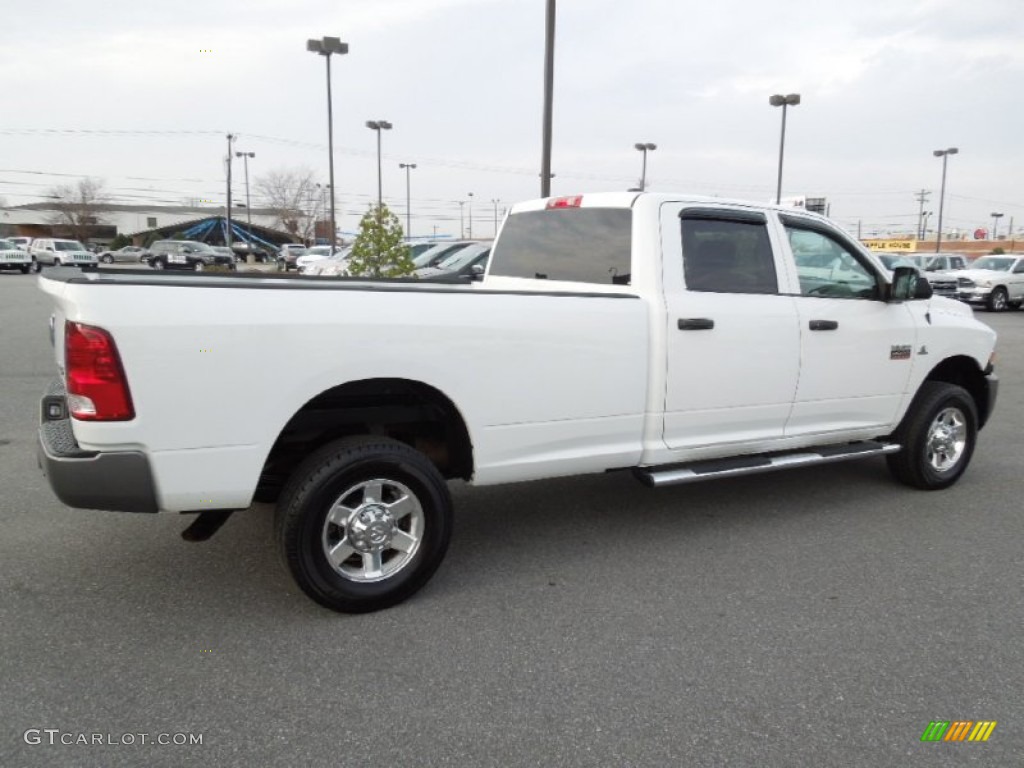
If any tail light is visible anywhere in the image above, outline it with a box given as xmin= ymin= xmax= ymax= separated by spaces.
xmin=65 ymin=321 xmax=135 ymax=421
xmin=546 ymin=195 xmax=583 ymax=209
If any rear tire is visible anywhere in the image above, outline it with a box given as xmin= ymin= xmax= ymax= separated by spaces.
xmin=275 ymin=436 xmax=453 ymax=613
xmin=886 ymin=381 xmax=978 ymax=490
xmin=101 ymin=254 xmax=114 ymax=264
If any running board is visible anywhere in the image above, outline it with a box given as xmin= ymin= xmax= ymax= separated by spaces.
xmin=634 ymin=441 xmax=901 ymax=488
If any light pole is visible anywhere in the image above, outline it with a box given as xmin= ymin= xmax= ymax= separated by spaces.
xmin=307 ymin=36 xmax=349 ymax=251
xmin=991 ymin=212 xmax=1003 ymax=241
xmin=458 ymin=201 xmax=466 ymax=238
xmin=769 ymin=93 xmax=801 ymax=205
xmin=399 ymin=162 xmax=416 ymax=240
xmin=235 ymin=150 xmax=255 ymax=255
xmin=366 ymin=120 xmax=392 ymax=213
xmin=922 ymin=211 xmax=933 ymax=238
xmin=540 ymin=0 xmax=556 ymax=197
xmin=225 ymin=134 xmax=235 ymax=247
xmin=933 ymin=147 xmax=959 ymax=253
xmin=634 ymin=142 xmax=656 ymax=191
xmin=467 ymin=193 xmax=474 ymax=239
xmin=491 ymin=198 xmax=501 ymax=236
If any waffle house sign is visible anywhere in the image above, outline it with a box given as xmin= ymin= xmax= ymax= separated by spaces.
xmin=862 ymin=239 xmax=917 ymax=252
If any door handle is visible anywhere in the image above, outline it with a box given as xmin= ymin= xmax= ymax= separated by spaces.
xmin=809 ymin=319 xmax=839 ymax=331
xmin=678 ymin=318 xmax=715 ymax=330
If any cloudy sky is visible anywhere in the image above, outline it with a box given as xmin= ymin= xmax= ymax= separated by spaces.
xmin=2 ymin=0 xmax=1021 ymax=239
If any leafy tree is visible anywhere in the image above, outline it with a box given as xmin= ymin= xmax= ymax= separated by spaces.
xmin=346 ymin=204 xmax=414 ymax=278
xmin=108 ymin=233 xmax=132 ymax=250
xmin=991 ymin=246 xmax=1005 ymax=255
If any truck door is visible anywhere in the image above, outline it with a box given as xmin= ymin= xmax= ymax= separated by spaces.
xmin=777 ymin=214 xmax=917 ymax=435
xmin=661 ymin=205 xmax=800 ymax=451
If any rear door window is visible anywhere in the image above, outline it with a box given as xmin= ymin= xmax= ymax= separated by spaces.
xmin=680 ymin=211 xmax=778 ymax=294
xmin=489 ymin=207 xmax=632 ymax=285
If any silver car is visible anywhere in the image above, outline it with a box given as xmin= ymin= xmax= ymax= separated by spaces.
xmin=99 ymin=245 xmax=150 ymax=264
xmin=30 ymin=238 xmax=98 ymax=269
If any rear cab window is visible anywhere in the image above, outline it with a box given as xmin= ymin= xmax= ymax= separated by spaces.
xmin=488 ymin=205 xmax=632 ymax=286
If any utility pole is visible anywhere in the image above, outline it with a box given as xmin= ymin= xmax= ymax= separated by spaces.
xmin=491 ymin=198 xmax=501 ymax=236
xmin=915 ymin=189 xmax=931 ymax=240
xmin=225 ymin=133 xmax=235 ymax=247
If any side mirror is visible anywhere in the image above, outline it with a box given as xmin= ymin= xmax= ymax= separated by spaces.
xmin=889 ymin=266 xmax=930 ymax=301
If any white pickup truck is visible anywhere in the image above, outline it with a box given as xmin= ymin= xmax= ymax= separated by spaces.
xmin=36 ymin=193 xmax=998 ymax=613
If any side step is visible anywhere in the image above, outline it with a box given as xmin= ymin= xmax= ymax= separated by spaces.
xmin=634 ymin=441 xmax=901 ymax=488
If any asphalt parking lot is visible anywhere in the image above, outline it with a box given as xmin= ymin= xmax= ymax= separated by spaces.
xmin=1 ymin=270 xmax=1021 ymax=767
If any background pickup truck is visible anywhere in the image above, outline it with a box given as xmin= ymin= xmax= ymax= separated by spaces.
xmin=37 ymin=192 xmax=998 ymax=613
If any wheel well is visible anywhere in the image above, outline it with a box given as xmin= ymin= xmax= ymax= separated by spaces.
xmin=924 ymin=356 xmax=991 ymax=428
xmin=255 ymin=379 xmax=473 ymax=503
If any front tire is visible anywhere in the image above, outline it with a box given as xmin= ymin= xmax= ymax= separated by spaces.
xmin=275 ymin=436 xmax=453 ymax=613
xmin=101 ymin=254 xmax=114 ymax=264
xmin=986 ymin=287 xmax=1008 ymax=312
xmin=887 ymin=381 xmax=978 ymax=490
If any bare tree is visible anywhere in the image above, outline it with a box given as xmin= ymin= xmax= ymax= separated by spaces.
xmin=254 ymin=167 xmax=317 ymax=239
xmin=46 ymin=177 xmax=111 ymax=241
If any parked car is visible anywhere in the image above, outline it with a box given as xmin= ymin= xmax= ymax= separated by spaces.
xmin=7 ymin=236 xmax=33 ymax=252
xmin=148 ymin=240 xmax=218 ymax=271
xmin=411 ymin=241 xmax=475 ymax=270
xmin=947 ymin=254 xmax=1024 ymax=311
xmin=206 ymin=246 xmax=238 ymax=270
xmin=308 ymin=246 xmax=353 ymax=276
xmin=0 ymin=238 xmax=35 ymax=273
xmin=277 ymin=244 xmax=308 ymax=272
xmin=99 ymin=245 xmax=150 ymax=264
xmin=916 ymin=254 xmax=970 ymax=273
xmin=231 ymin=242 xmax=274 ymax=263
xmin=35 ymin=191 xmax=999 ymax=613
xmin=30 ymin=238 xmax=98 ymax=269
xmin=415 ymin=242 xmax=492 ymax=279
xmin=296 ymin=246 xmax=336 ymax=272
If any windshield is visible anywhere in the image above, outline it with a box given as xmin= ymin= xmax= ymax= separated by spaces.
xmin=971 ymin=256 xmax=1014 ymax=271
xmin=0 ymin=240 xmax=13 ymax=249
xmin=55 ymin=241 xmax=87 ymax=251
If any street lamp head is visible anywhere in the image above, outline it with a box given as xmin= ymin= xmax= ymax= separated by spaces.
xmin=934 ymin=147 xmax=959 ymax=157
xmin=308 ymin=37 xmax=348 ymax=55
xmin=366 ymin=120 xmax=393 ymax=131
xmin=635 ymin=142 xmax=656 ymax=151
xmin=399 ymin=162 xmax=417 ymax=170
xmin=235 ymin=151 xmax=255 ymax=158
xmin=770 ymin=94 xmax=800 ymax=107
xmin=785 ymin=93 xmax=801 ymax=105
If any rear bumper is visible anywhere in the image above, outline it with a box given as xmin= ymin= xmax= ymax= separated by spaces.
xmin=37 ymin=382 xmax=158 ymax=512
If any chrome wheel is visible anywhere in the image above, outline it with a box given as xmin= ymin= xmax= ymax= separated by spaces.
xmin=321 ymin=478 xmax=424 ymax=583
xmin=925 ymin=407 xmax=967 ymax=472
xmin=988 ymin=288 xmax=1007 ymax=311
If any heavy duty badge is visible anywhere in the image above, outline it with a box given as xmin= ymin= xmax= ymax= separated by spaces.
xmin=891 ymin=345 xmax=912 ymax=360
